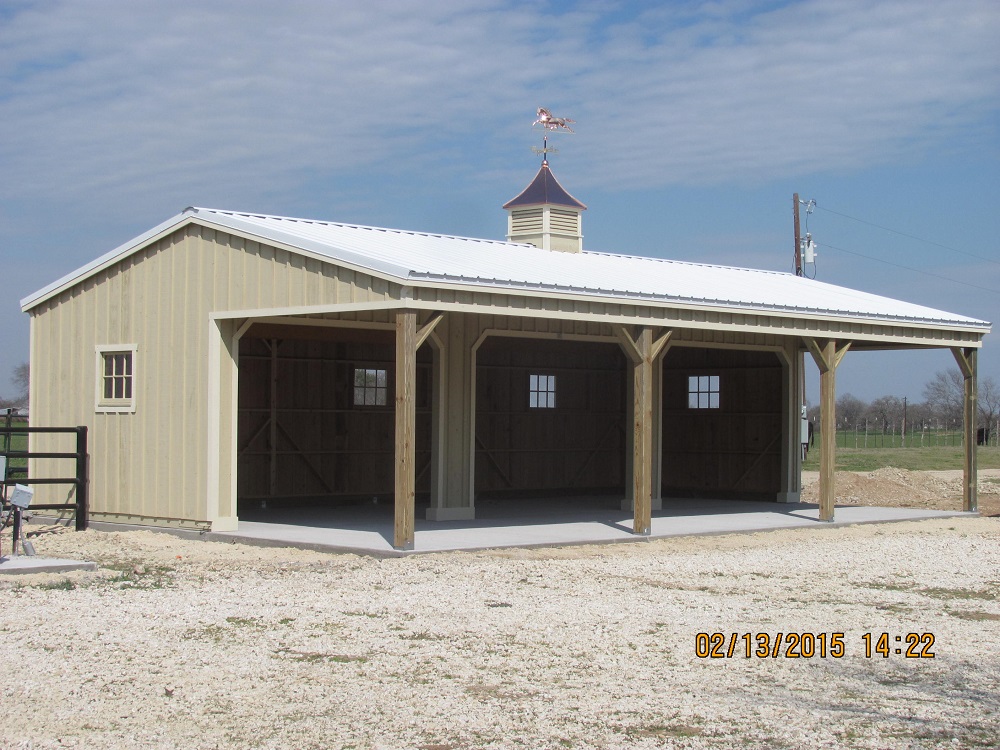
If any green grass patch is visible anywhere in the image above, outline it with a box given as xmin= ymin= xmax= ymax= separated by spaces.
xmin=803 ymin=443 xmax=1000 ymax=472
xmin=37 ymin=578 xmax=77 ymax=591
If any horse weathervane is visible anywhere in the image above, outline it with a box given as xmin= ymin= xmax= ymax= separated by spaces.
xmin=531 ymin=107 xmax=575 ymax=159
xmin=533 ymin=107 xmax=575 ymax=133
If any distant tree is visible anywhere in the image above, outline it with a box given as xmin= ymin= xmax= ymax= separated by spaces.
xmin=923 ymin=369 xmax=998 ymax=427
xmin=13 ymin=362 xmax=28 ymax=405
xmin=866 ymin=395 xmax=904 ymax=433
xmin=923 ymin=370 xmax=964 ymax=423
xmin=906 ymin=400 xmax=934 ymax=431
xmin=979 ymin=377 xmax=999 ymax=429
xmin=836 ymin=393 xmax=867 ymax=428
xmin=0 ymin=363 xmax=28 ymax=409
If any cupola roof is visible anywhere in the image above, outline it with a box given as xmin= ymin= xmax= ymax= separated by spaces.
xmin=502 ymin=160 xmax=587 ymax=210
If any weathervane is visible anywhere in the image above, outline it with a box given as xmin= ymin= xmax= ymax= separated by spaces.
xmin=531 ymin=107 xmax=575 ymax=159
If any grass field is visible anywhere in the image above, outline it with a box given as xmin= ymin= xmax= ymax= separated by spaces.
xmin=802 ymin=441 xmax=1000 ymax=472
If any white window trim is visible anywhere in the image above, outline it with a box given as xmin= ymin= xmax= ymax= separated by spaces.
xmin=95 ymin=344 xmax=137 ymax=413
xmin=529 ymin=373 xmax=556 ymax=409
xmin=688 ymin=374 xmax=720 ymax=410
xmin=353 ymin=366 xmax=389 ymax=407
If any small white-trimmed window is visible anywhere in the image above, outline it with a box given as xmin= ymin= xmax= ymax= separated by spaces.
xmin=529 ymin=374 xmax=556 ymax=409
xmin=96 ymin=345 xmax=137 ymax=413
xmin=354 ymin=368 xmax=388 ymax=406
xmin=688 ymin=375 xmax=720 ymax=409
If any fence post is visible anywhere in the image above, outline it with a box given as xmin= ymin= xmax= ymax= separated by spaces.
xmin=76 ymin=426 xmax=88 ymax=531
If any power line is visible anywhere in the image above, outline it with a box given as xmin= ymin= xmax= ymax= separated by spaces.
xmin=815 ymin=204 xmax=1000 ymax=267
xmin=816 ymin=240 xmax=1000 ymax=295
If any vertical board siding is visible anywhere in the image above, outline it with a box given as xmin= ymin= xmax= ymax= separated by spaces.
xmin=661 ymin=347 xmax=783 ymax=498
xmin=236 ymin=332 xmax=432 ymax=504
xmin=475 ymin=337 xmax=627 ymax=496
xmin=29 ymin=226 xmax=401 ymax=525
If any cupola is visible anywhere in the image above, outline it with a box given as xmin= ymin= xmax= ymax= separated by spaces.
xmin=503 ymin=159 xmax=586 ymax=253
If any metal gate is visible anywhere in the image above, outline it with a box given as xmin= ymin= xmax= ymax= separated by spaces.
xmin=1 ymin=416 xmax=88 ymax=534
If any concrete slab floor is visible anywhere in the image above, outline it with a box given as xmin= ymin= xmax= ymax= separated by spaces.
xmin=207 ymin=497 xmax=979 ymax=557
xmin=0 ymin=555 xmax=98 ymax=575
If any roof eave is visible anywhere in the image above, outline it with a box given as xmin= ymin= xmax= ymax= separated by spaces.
xmin=404 ymin=274 xmax=992 ymax=333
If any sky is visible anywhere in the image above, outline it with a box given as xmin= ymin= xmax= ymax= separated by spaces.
xmin=1 ymin=0 xmax=998 ymax=404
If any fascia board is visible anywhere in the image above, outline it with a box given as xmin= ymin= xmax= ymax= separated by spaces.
xmin=402 ymin=277 xmax=992 ymax=335
xmin=397 ymin=298 xmax=986 ymax=348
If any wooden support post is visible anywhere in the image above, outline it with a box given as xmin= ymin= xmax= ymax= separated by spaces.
xmin=616 ymin=326 xmax=671 ymax=534
xmin=632 ymin=327 xmax=653 ymax=535
xmin=818 ymin=340 xmax=836 ymax=522
xmin=952 ymin=347 xmax=978 ymax=512
xmin=805 ymin=338 xmax=848 ymax=522
xmin=269 ymin=339 xmax=279 ymax=499
xmin=394 ymin=310 xmax=417 ymax=550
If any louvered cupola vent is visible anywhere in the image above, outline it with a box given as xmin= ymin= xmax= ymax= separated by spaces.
xmin=503 ymin=160 xmax=586 ymax=253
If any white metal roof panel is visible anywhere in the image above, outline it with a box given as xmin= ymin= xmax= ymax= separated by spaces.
xmin=21 ymin=207 xmax=991 ymax=332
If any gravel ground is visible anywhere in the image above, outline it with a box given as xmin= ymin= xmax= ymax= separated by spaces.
xmin=2 ymin=512 xmax=999 ymax=750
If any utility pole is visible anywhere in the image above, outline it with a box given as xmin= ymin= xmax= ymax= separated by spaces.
xmin=793 ymin=193 xmax=806 ymax=466
xmin=793 ymin=192 xmax=802 ymax=277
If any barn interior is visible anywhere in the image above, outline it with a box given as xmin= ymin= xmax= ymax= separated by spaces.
xmin=236 ymin=324 xmax=433 ymax=516
xmin=236 ymin=321 xmax=788 ymax=525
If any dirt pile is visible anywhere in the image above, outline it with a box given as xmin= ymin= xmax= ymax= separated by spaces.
xmin=801 ymin=468 xmax=1000 ymax=516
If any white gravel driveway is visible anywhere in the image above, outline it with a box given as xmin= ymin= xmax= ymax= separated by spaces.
xmin=2 ymin=517 xmax=998 ymax=749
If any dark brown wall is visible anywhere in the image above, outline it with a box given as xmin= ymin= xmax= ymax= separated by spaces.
xmin=475 ymin=337 xmax=627 ymax=496
xmin=661 ymin=347 xmax=783 ymax=498
xmin=237 ymin=325 xmax=432 ymax=506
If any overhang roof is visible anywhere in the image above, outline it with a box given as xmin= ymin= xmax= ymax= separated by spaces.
xmin=21 ymin=207 xmax=991 ymax=333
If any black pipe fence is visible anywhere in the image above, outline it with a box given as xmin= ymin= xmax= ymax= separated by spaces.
xmin=1 ymin=424 xmax=88 ymax=535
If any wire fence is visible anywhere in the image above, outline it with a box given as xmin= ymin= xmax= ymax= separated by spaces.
xmin=829 ymin=421 xmax=999 ymax=449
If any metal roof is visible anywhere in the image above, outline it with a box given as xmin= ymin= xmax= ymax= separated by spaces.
xmin=21 ymin=207 xmax=991 ymax=332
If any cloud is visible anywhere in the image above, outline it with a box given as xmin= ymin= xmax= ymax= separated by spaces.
xmin=1 ymin=0 xmax=996 ymax=213
xmin=571 ymin=0 xmax=1000 ymax=188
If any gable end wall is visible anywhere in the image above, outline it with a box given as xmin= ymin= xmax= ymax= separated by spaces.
xmin=28 ymin=225 xmax=400 ymax=526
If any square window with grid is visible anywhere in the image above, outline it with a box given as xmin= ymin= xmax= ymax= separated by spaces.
xmin=354 ymin=368 xmax=388 ymax=406
xmin=96 ymin=346 xmax=136 ymax=412
xmin=688 ymin=375 xmax=720 ymax=409
xmin=529 ymin=374 xmax=556 ymax=409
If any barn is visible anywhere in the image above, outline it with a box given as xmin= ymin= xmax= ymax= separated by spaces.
xmin=20 ymin=161 xmax=990 ymax=548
